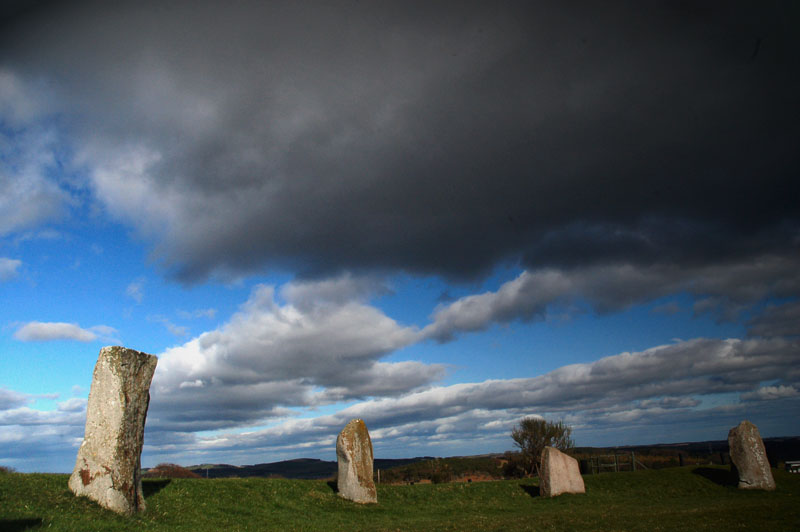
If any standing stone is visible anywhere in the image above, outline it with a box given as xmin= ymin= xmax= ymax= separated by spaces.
xmin=69 ymin=346 xmax=158 ymax=514
xmin=728 ymin=420 xmax=776 ymax=491
xmin=539 ymin=446 xmax=585 ymax=498
xmin=336 ymin=419 xmax=377 ymax=503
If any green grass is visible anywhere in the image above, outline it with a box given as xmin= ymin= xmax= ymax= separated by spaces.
xmin=1 ymin=467 xmax=799 ymax=531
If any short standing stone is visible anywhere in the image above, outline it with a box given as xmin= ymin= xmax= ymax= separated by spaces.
xmin=728 ymin=420 xmax=775 ymax=490
xmin=336 ymin=419 xmax=377 ymax=503
xmin=68 ymin=346 xmax=158 ymax=514
xmin=539 ymin=446 xmax=585 ymax=498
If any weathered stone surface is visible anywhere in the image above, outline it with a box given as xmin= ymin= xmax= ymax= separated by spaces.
xmin=68 ymin=346 xmax=158 ymax=514
xmin=728 ymin=420 xmax=775 ymax=490
xmin=539 ymin=446 xmax=585 ymax=498
xmin=336 ymin=418 xmax=377 ymax=503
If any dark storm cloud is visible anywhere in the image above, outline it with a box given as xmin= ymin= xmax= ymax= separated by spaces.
xmin=2 ymin=1 xmax=798 ymax=282
xmin=748 ymin=300 xmax=800 ymax=337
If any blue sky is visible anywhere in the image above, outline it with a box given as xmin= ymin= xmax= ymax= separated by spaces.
xmin=1 ymin=1 xmax=799 ymax=473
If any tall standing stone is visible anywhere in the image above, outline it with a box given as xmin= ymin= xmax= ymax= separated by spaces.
xmin=728 ymin=420 xmax=776 ymax=491
xmin=336 ymin=419 xmax=377 ymax=503
xmin=539 ymin=446 xmax=585 ymax=498
xmin=69 ymin=346 xmax=158 ymax=514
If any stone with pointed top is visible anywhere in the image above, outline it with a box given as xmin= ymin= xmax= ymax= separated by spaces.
xmin=728 ymin=420 xmax=775 ymax=490
xmin=336 ymin=419 xmax=377 ymax=503
xmin=539 ymin=446 xmax=585 ymax=497
xmin=68 ymin=346 xmax=158 ymax=514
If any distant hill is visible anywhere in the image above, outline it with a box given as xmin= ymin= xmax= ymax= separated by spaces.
xmin=185 ymin=457 xmax=434 ymax=479
xmin=574 ymin=436 xmax=800 ymax=467
xmin=155 ymin=437 xmax=800 ymax=480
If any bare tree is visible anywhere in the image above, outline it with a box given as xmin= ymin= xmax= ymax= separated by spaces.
xmin=511 ymin=417 xmax=574 ymax=477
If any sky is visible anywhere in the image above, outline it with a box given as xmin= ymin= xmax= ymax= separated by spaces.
xmin=1 ymin=1 xmax=798 ymax=473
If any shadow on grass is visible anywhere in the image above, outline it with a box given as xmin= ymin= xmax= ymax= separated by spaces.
xmin=142 ymin=479 xmax=171 ymax=498
xmin=692 ymin=466 xmax=737 ymax=487
xmin=0 ymin=518 xmax=44 ymax=531
xmin=326 ymin=480 xmax=338 ymax=494
xmin=519 ymin=484 xmax=540 ymax=498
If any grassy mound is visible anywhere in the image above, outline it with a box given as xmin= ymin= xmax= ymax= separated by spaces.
xmin=1 ymin=466 xmax=798 ymax=531
xmin=143 ymin=464 xmax=202 ymax=479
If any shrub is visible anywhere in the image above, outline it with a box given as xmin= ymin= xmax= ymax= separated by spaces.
xmin=501 ymin=451 xmax=527 ymax=479
xmin=511 ymin=417 xmax=574 ymax=477
xmin=429 ymin=459 xmax=453 ymax=484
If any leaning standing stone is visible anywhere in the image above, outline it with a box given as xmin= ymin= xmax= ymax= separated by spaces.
xmin=336 ymin=418 xmax=377 ymax=503
xmin=728 ymin=420 xmax=776 ymax=490
xmin=539 ymin=446 xmax=585 ymax=498
xmin=68 ymin=346 xmax=158 ymax=514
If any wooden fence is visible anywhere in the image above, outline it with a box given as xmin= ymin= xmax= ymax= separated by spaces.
xmin=587 ymin=452 xmax=648 ymax=474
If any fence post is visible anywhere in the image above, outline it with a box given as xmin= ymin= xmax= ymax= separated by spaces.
xmin=614 ymin=453 xmax=618 ymax=473
xmin=632 ymin=452 xmax=636 ymax=472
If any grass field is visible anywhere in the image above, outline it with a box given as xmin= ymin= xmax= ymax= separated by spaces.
xmin=2 ymin=466 xmax=799 ymax=531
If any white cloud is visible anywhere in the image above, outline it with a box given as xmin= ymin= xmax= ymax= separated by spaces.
xmin=142 ymin=332 xmax=800 ymax=461
xmin=280 ymin=274 xmax=390 ymax=310
xmin=57 ymin=398 xmax=88 ymax=413
xmin=149 ymin=279 xmax=443 ymax=431
xmin=12 ymin=229 xmax=63 ymax=244
xmin=336 ymin=337 xmax=799 ymax=426
xmin=414 ymin=336 xmax=794 ymax=423
xmin=0 ymin=398 xmax=86 ymax=472
xmin=177 ymin=308 xmax=217 ymax=320
xmin=0 ymin=388 xmax=31 ymax=410
xmin=0 ymin=258 xmax=22 ymax=281
xmin=126 ymin=278 xmax=145 ymax=303
xmin=0 ymin=387 xmax=87 ymax=472
xmin=0 ymin=405 xmax=86 ymax=427
xmin=14 ymin=322 xmax=100 ymax=342
xmin=148 ymin=315 xmax=188 ymax=337
xmin=86 ymin=325 xmax=119 ymax=343
xmin=163 ymin=321 xmax=188 ymax=337
xmin=741 ymin=385 xmax=799 ymax=402
xmin=9 ymin=267 xmax=796 ymax=467
xmin=423 ymin=261 xmax=800 ymax=342
xmin=422 ymin=270 xmax=568 ymax=341
xmin=142 ymin=265 xmax=800 ymax=441
xmin=4 ymin=329 xmax=799 ymax=470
